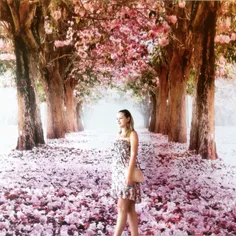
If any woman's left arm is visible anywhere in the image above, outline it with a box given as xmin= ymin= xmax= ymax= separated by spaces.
xmin=126 ymin=131 xmax=139 ymax=186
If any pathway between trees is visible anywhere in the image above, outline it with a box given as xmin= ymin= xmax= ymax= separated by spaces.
xmin=0 ymin=130 xmax=236 ymax=235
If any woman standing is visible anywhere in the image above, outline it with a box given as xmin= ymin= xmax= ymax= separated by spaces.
xmin=111 ymin=109 xmax=141 ymax=236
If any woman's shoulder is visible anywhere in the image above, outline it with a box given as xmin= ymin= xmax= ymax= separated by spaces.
xmin=130 ymin=130 xmax=138 ymax=140
xmin=130 ymin=130 xmax=138 ymax=136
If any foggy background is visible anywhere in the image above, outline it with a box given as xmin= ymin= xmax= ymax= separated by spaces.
xmin=0 ymin=77 xmax=236 ymax=154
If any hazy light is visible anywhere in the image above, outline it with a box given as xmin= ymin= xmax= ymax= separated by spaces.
xmin=82 ymin=89 xmax=144 ymax=133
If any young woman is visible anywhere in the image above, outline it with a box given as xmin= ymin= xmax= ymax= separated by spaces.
xmin=111 ymin=109 xmax=141 ymax=236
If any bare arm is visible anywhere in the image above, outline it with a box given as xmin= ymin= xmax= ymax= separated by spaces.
xmin=126 ymin=131 xmax=139 ymax=186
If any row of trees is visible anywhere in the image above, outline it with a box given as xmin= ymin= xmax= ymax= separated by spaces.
xmin=0 ymin=0 xmax=235 ymax=159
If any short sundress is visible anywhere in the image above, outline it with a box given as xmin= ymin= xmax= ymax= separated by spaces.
xmin=111 ymin=138 xmax=141 ymax=203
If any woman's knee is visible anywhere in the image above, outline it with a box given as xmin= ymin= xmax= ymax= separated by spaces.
xmin=117 ymin=199 xmax=132 ymax=214
xmin=127 ymin=201 xmax=135 ymax=214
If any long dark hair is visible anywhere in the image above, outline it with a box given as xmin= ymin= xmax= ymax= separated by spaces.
xmin=118 ymin=109 xmax=135 ymax=138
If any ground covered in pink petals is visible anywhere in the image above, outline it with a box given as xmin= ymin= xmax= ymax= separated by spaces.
xmin=0 ymin=130 xmax=236 ymax=235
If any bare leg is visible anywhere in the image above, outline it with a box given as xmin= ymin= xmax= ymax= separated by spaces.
xmin=114 ymin=199 xmax=132 ymax=236
xmin=127 ymin=202 xmax=138 ymax=236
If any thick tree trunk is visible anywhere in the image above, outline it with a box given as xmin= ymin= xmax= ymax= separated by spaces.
xmin=14 ymin=36 xmax=45 ymax=150
xmin=65 ymin=78 xmax=78 ymax=133
xmin=76 ymin=101 xmax=84 ymax=131
xmin=189 ymin=2 xmax=219 ymax=159
xmin=163 ymin=1 xmax=193 ymax=143
xmin=168 ymin=50 xmax=190 ymax=143
xmin=155 ymin=67 xmax=168 ymax=134
xmin=139 ymin=95 xmax=151 ymax=129
xmin=144 ymin=115 xmax=150 ymax=129
xmin=148 ymin=93 xmax=157 ymax=132
xmin=43 ymin=61 xmax=66 ymax=139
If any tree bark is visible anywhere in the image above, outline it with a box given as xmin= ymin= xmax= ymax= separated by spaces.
xmin=76 ymin=101 xmax=84 ymax=131
xmin=168 ymin=49 xmax=190 ymax=143
xmin=164 ymin=2 xmax=192 ymax=143
xmin=189 ymin=2 xmax=219 ymax=159
xmin=155 ymin=66 xmax=168 ymax=134
xmin=148 ymin=92 xmax=157 ymax=132
xmin=43 ymin=60 xmax=66 ymax=139
xmin=137 ymin=95 xmax=151 ymax=129
xmin=65 ymin=78 xmax=78 ymax=133
xmin=14 ymin=35 xmax=45 ymax=150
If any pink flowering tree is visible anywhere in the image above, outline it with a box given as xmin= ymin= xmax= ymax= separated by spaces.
xmin=189 ymin=1 xmax=221 ymax=159
xmin=68 ymin=68 xmax=112 ymax=131
xmin=0 ymin=3 xmax=45 ymax=150
xmin=0 ymin=35 xmax=16 ymax=87
xmin=150 ymin=43 xmax=173 ymax=135
xmin=52 ymin=0 xmax=167 ymax=135
xmin=119 ymin=69 xmax=158 ymax=129
xmin=215 ymin=1 xmax=236 ymax=78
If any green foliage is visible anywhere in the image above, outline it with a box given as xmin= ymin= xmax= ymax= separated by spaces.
xmin=0 ymin=60 xmax=15 ymax=75
xmin=224 ymin=41 xmax=236 ymax=63
xmin=74 ymin=68 xmax=103 ymax=104
xmin=122 ymin=69 xmax=158 ymax=106
xmin=36 ymin=79 xmax=46 ymax=103
xmin=186 ymin=70 xmax=195 ymax=96
xmin=0 ymin=61 xmax=16 ymax=88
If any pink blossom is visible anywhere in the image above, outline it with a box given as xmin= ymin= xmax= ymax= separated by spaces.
xmin=85 ymin=229 xmax=95 ymax=236
xmin=231 ymin=33 xmax=236 ymax=41
xmin=148 ymin=29 xmax=157 ymax=38
xmin=111 ymin=53 xmax=118 ymax=60
xmin=97 ymin=222 xmax=104 ymax=230
xmin=74 ymin=6 xmax=85 ymax=17
xmin=179 ymin=1 xmax=186 ymax=8
xmin=54 ymin=40 xmax=70 ymax=48
xmin=223 ymin=35 xmax=231 ymax=43
xmin=60 ymin=225 xmax=69 ymax=236
xmin=215 ymin=34 xmax=231 ymax=44
xmin=159 ymin=37 xmax=169 ymax=46
xmin=54 ymin=40 xmax=64 ymax=47
xmin=168 ymin=15 xmax=177 ymax=24
xmin=155 ymin=25 xmax=165 ymax=33
xmin=24 ymin=225 xmax=31 ymax=231
xmin=39 ymin=215 xmax=47 ymax=224
xmin=77 ymin=49 xmax=88 ymax=58
xmin=0 ymin=40 xmax=9 ymax=50
xmin=120 ymin=26 xmax=130 ymax=35
xmin=53 ymin=10 xmax=61 ymax=20
xmin=163 ymin=21 xmax=171 ymax=34
xmin=33 ymin=209 xmax=41 ymax=219
xmin=44 ymin=21 xmax=52 ymax=34
xmin=68 ymin=224 xmax=77 ymax=230
xmin=0 ymin=53 xmax=16 ymax=61
xmin=215 ymin=35 xmax=220 ymax=43
xmin=0 ymin=222 xmax=6 ymax=229
xmin=121 ymin=68 xmax=129 ymax=75
xmin=219 ymin=56 xmax=226 ymax=65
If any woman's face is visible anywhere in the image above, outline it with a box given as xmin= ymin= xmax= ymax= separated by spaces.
xmin=116 ymin=112 xmax=130 ymax=128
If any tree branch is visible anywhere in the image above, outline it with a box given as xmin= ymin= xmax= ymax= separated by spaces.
xmin=7 ymin=0 xmax=21 ymax=35
xmin=0 ymin=0 xmax=12 ymax=23
xmin=21 ymin=3 xmax=40 ymax=49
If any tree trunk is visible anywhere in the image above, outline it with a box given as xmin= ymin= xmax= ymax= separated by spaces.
xmin=43 ymin=61 xmax=66 ymax=139
xmin=163 ymin=1 xmax=193 ymax=143
xmin=76 ymin=101 xmax=84 ymax=131
xmin=140 ymin=95 xmax=151 ymax=129
xmin=168 ymin=50 xmax=190 ymax=143
xmin=14 ymin=36 xmax=45 ymax=150
xmin=155 ymin=66 xmax=168 ymax=134
xmin=189 ymin=2 xmax=219 ymax=159
xmin=65 ymin=78 xmax=78 ymax=133
xmin=149 ymin=91 xmax=158 ymax=132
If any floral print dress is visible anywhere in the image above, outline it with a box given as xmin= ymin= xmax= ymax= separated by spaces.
xmin=111 ymin=138 xmax=141 ymax=203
